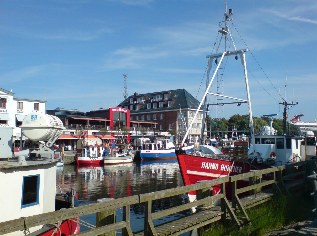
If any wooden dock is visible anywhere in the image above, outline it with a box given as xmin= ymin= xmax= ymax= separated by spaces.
xmin=0 ymin=160 xmax=315 ymax=236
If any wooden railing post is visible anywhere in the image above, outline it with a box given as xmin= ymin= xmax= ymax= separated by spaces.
xmin=196 ymin=187 xmax=212 ymax=211
xmin=144 ymin=200 xmax=155 ymax=236
xmin=96 ymin=198 xmax=116 ymax=236
xmin=220 ymin=181 xmax=227 ymax=222
xmin=122 ymin=205 xmax=133 ymax=236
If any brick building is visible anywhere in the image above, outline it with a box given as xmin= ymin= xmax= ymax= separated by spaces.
xmin=118 ymin=89 xmax=204 ymax=144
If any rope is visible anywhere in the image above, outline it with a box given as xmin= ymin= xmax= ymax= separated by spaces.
xmin=231 ymin=21 xmax=284 ymax=102
xmin=50 ymin=222 xmax=62 ymax=236
xmin=71 ymin=218 xmax=96 ymax=229
xmin=22 ymin=217 xmax=30 ymax=236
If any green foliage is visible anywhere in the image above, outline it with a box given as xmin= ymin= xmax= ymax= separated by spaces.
xmin=206 ymin=114 xmax=301 ymax=136
xmin=202 ymin=193 xmax=313 ymax=236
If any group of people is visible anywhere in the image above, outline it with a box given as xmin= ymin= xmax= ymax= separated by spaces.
xmin=102 ymin=141 xmax=133 ymax=157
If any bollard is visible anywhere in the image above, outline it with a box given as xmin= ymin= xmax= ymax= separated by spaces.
xmin=96 ymin=198 xmax=116 ymax=236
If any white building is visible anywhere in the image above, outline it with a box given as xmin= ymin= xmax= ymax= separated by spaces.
xmin=0 ymin=87 xmax=46 ymax=140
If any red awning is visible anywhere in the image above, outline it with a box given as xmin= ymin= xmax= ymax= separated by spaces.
xmin=131 ymin=121 xmax=158 ymax=125
xmin=69 ymin=116 xmax=109 ymax=122
xmin=58 ymin=134 xmax=79 ymax=140
xmin=94 ymin=134 xmax=115 ymax=139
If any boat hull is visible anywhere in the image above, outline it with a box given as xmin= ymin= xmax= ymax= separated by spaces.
xmin=76 ymin=156 xmax=104 ymax=166
xmin=140 ymin=149 xmax=176 ymax=161
xmin=104 ymin=155 xmax=134 ymax=165
xmin=177 ymin=152 xmax=251 ymax=196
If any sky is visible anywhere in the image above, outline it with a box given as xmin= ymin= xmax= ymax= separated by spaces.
xmin=1 ymin=0 xmax=317 ymax=122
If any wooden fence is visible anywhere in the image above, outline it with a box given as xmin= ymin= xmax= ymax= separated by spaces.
xmin=0 ymin=160 xmax=314 ymax=236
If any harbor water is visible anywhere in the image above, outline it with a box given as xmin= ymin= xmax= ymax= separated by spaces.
xmin=56 ymin=159 xmax=189 ymax=233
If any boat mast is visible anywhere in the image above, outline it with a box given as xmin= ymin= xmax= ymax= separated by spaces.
xmin=200 ymin=2 xmax=232 ymax=145
xmin=182 ymin=3 xmax=256 ymax=148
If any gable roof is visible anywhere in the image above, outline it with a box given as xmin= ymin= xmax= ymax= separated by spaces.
xmin=118 ymin=89 xmax=200 ymax=111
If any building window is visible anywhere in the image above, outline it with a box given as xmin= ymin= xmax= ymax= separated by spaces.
xmin=163 ymin=93 xmax=169 ymax=100
xmin=159 ymin=102 xmax=163 ymax=108
xmin=137 ymin=97 xmax=144 ymax=103
xmin=147 ymin=103 xmax=151 ymax=109
xmin=159 ymin=125 xmax=163 ymax=130
xmin=147 ymin=114 xmax=151 ymax=120
xmin=153 ymin=114 xmax=156 ymax=120
xmin=136 ymin=116 xmax=139 ymax=121
xmin=18 ymin=102 xmax=23 ymax=110
xmin=160 ymin=113 xmax=164 ymax=120
xmin=22 ymin=175 xmax=40 ymax=208
xmin=153 ymin=103 xmax=157 ymax=109
xmin=0 ymin=98 xmax=6 ymax=109
xmin=129 ymin=98 xmax=133 ymax=104
xmin=156 ymin=94 xmax=163 ymax=101
xmin=169 ymin=124 xmax=173 ymax=130
xmin=130 ymin=105 xmax=134 ymax=111
xmin=34 ymin=103 xmax=39 ymax=111
xmin=141 ymin=115 xmax=144 ymax=121
xmin=168 ymin=101 xmax=173 ymax=107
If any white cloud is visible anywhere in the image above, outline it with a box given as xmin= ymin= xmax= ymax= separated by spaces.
xmin=103 ymin=47 xmax=169 ymax=70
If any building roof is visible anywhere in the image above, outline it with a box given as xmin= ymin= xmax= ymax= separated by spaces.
xmin=0 ymin=88 xmax=14 ymax=96
xmin=117 ymin=89 xmax=200 ymax=112
xmin=0 ymin=87 xmax=46 ymax=103
xmin=14 ymin=98 xmax=46 ymax=103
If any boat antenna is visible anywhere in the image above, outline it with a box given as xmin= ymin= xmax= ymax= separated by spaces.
xmin=279 ymin=99 xmax=298 ymax=135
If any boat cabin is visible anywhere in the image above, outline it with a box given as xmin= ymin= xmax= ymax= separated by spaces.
xmin=0 ymin=158 xmax=59 ymax=234
xmin=253 ymin=134 xmax=302 ymax=164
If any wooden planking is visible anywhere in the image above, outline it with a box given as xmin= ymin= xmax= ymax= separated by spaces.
xmin=0 ymin=195 xmax=139 ymax=235
xmin=151 ymin=195 xmax=222 ymax=220
xmin=139 ymin=176 xmax=230 ymax=203
xmin=239 ymin=192 xmax=275 ymax=209
xmin=155 ymin=209 xmax=223 ymax=235
xmin=236 ymin=179 xmax=275 ymax=194
xmin=230 ymin=166 xmax=280 ymax=181
xmin=76 ymin=221 xmax=128 ymax=236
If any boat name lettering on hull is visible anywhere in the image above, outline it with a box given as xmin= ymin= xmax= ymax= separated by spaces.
xmin=201 ymin=162 xmax=218 ymax=170
xmin=201 ymin=162 xmax=242 ymax=174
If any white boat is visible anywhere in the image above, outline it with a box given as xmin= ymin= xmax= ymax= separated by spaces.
xmin=75 ymin=144 xmax=105 ymax=166
xmin=0 ymin=112 xmax=80 ymax=236
xmin=104 ymin=152 xmax=134 ymax=165
xmin=138 ymin=138 xmax=176 ymax=161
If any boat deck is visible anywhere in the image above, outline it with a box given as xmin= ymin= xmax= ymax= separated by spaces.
xmin=0 ymin=158 xmax=58 ymax=170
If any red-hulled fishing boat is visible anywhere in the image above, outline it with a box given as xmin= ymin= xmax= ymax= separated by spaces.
xmin=176 ymin=3 xmax=270 ymax=203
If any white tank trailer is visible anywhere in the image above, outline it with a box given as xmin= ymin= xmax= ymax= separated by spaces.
xmin=20 ymin=111 xmax=65 ymax=159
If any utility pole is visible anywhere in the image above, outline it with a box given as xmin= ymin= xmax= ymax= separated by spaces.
xmin=279 ymin=100 xmax=298 ymax=135
xmin=123 ymin=74 xmax=128 ymax=99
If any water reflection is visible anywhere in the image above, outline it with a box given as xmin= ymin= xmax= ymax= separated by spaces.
xmin=56 ymin=160 xmax=188 ymax=233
